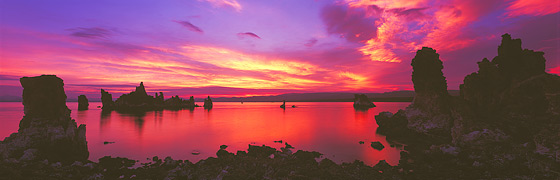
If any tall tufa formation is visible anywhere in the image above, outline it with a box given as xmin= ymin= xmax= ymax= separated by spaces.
xmin=78 ymin=95 xmax=89 ymax=110
xmin=404 ymin=47 xmax=453 ymax=137
xmin=0 ymin=75 xmax=88 ymax=163
xmin=101 ymin=89 xmax=114 ymax=110
xmin=204 ymin=96 xmax=213 ymax=109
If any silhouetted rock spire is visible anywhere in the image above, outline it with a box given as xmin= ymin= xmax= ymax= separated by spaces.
xmin=204 ymin=96 xmax=213 ymax=109
xmin=78 ymin=95 xmax=89 ymax=110
xmin=100 ymin=89 xmax=114 ymax=110
xmin=411 ymin=47 xmax=449 ymax=96
xmin=0 ymin=75 xmax=88 ymax=163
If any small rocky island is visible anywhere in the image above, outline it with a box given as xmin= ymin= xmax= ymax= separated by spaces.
xmin=78 ymin=95 xmax=89 ymax=110
xmin=100 ymin=82 xmax=200 ymax=112
xmin=353 ymin=94 xmax=376 ymax=109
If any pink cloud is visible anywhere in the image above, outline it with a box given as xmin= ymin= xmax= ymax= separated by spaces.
xmin=506 ymin=0 xmax=560 ymax=17
xmin=321 ymin=4 xmax=378 ymax=43
xmin=200 ymin=0 xmax=242 ymax=12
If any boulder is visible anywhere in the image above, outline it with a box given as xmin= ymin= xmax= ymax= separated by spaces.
xmin=0 ymin=75 xmax=89 ymax=163
xmin=353 ymin=94 xmax=375 ymax=109
xmin=78 ymin=95 xmax=89 ymax=110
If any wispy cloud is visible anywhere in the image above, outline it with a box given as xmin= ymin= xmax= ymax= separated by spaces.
xmin=237 ymin=32 xmax=261 ymax=39
xmin=174 ymin=20 xmax=204 ymax=33
xmin=505 ymin=0 xmax=560 ymax=17
xmin=200 ymin=0 xmax=242 ymax=12
xmin=304 ymin=38 xmax=318 ymax=47
xmin=67 ymin=27 xmax=111 ymax=39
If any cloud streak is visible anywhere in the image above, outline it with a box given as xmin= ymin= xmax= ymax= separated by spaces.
xmin=237 ymin=32 xmax=261 ymax=39
xmin=174 ymin=20 xmax=204 ymax=33
xmin=67 ymin=27 xmax=111 ymax=39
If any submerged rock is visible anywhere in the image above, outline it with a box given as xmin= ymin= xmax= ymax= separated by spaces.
xmin=353 ymin=94 xmax=376 ymax=109
xmin=0 ymin=75 xmax=88 ymax=163
xmin=78 ymin=95 xmax=89 ymax=110
xmin=370 ymin=142 xmax=384 ymax=150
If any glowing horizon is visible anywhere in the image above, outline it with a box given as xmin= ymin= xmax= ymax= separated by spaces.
xmin=0 ymin=0 xmax=558 ymax=99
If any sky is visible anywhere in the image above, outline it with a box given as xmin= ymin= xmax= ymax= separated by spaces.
xmin=0 ymin=0 xmax=559 ymax=99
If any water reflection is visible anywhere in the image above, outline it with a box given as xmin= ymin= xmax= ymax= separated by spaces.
xmin=0 ymin=101 xmax=410 ymax=166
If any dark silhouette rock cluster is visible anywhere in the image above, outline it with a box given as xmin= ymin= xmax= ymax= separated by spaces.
xmin=353 ymin=94 xmax=376 ymax=109
xmin=101 ymin=82 xmax=201 ymax=112
xmin=375 ymin=34 xmax=560 ymax=178
xmin=78 ymin=95 xmax=89 ymax=110
xmin=0 ymin=75 xmax=88 ymax=163
xmin=203 ymin=96 xmax=213 ymax=109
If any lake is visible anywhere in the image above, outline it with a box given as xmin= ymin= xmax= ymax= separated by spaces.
xmin=0 ymin=102 xmax=409 ymax=166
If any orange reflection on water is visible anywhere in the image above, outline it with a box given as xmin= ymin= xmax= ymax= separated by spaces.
xmin=0 ymin=102 xmax=409 ymax=166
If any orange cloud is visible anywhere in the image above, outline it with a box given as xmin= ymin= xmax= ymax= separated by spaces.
xmin=178 ymin=45 xmax=322 ymax=76
xmin=506 ymin=0 xmax=560 ymax=17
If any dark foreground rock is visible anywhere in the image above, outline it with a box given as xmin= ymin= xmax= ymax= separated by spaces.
xmin=0 ymin=144 xmax=407 ymax=180
xmin=353 ymin=94 xmax=376 ymax=109
xmin=0 ymin=75 xmax=88 ymax=163
xmin=375 ymin=34 xmax=560 ymax=179
xmin=78 ymin=95 xmax=89 ymax=110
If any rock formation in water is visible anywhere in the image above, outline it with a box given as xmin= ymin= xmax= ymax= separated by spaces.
xmin=203 ymin=96 xmax=213 ymax=109
xmin=353 ymin=94 xmax=376 ymax=109
xmin=101 ymin=82 xmax=200 ymax=112
xmin=0 ymin=75 xmax=88 ymax=163
xmin=101 ymin=89 xmax=114 ymax=110
xmin=375 ymin=34 xmax=560 ymax=178
xmin=78 ymin=95 xmax=89 ymax=110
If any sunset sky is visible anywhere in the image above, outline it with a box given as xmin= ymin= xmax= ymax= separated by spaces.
xmin=1 ymin=0 xmax=559 ymax=99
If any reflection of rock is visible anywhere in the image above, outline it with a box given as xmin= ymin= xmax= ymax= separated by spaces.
xmin=353 ymin=94 xmax=376 ymax=109
xmin=78 ymin=95 xmax=89 ymax=110
xmin=280 ymin=100 xmax=286 ymax=109
xmin=0 ymin=75 xmax=88 ymax=163
xmin=203 ymin=96 xmax=213 ymax=109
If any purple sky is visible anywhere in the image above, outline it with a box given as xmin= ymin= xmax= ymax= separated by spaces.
xmin=0 ymin=0 xmax=559 ymax=100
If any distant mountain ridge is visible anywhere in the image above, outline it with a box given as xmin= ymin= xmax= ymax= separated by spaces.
xmin=202 ymin=90 xmax=460 ymax=102
xmin=0 ymin=90 xmax=460 ymax=102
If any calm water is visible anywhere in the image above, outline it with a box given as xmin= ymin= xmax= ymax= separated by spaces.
xmin=0 ymin=102 xmax=409 ymax=166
